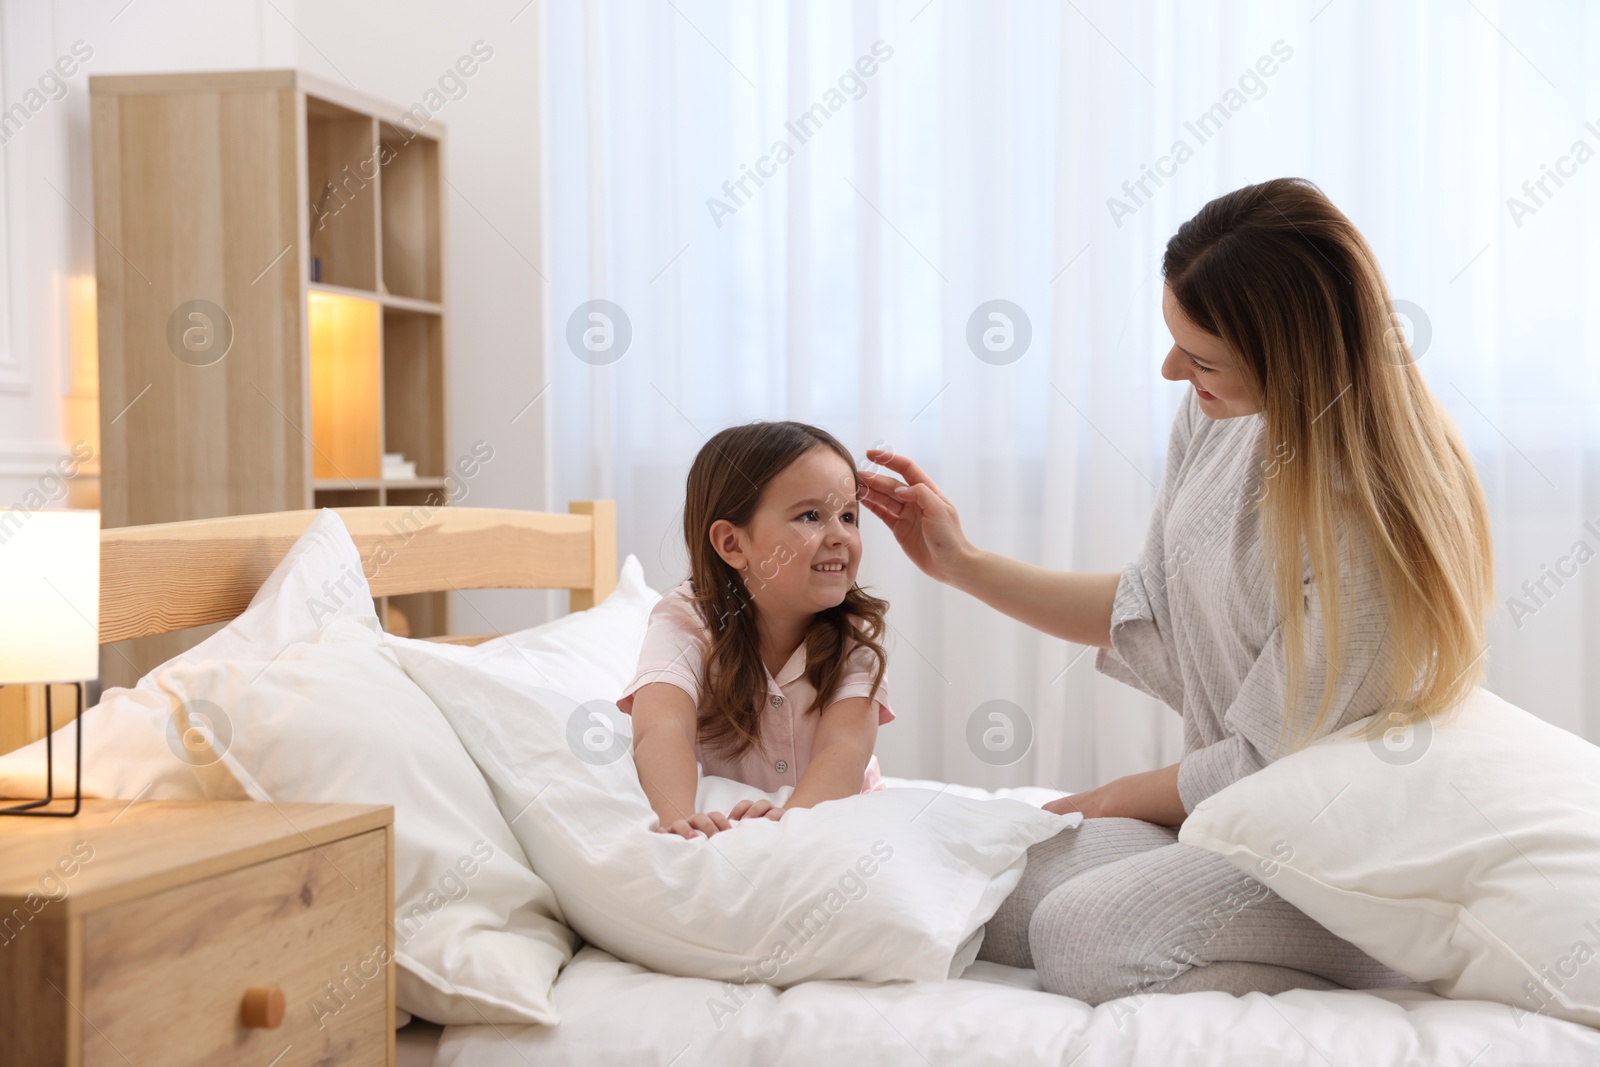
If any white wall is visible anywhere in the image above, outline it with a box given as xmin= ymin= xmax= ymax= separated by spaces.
xmin=0 ymin=0 xmax=559 ymax=632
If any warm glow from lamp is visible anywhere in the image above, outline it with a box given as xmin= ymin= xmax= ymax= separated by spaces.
xmin=0 ymin=510 xmax=99 ymax=684
xmin=308 ymin=291 xmax=382 ymax=481
xmin=63 ymin=275 xmax=102 ymax=507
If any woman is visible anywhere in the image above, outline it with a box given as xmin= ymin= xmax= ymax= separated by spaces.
xmin=858 ymin=177 xmax=1495 ymax=1002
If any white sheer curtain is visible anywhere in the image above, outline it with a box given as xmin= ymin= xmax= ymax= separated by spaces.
xmin=538 ymin=0 xmax=1600 ymax=790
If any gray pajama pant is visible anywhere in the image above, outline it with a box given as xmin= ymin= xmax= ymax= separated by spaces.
xmin=977 ymin=818 xmax=1413 ymax=1004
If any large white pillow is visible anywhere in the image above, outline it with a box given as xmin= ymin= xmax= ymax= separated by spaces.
xmin=389 ymin=644 xmax=1070 ymax=986
xmin=383 ymin=553 xmax=659 ymax=701
xmin=152 ymin=615 xmax=577 ymax=1025
xmin=1178 ymin=686 xmax=1600 ymax=1028
xmin=0 ymin=509 xmax=372 ymax=801
xmin=0 ymin=509 xmax=584 ymax=1026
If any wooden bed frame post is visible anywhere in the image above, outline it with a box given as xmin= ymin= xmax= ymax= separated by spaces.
xmin=567 ymin=500 xmax=617 ymax=611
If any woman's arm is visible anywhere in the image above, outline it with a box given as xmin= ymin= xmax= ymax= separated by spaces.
xmin=948 ymin=550 xmax=1121 ymax=649
xmin=784 ymin=696 xmax=880 ymax=811
xmin=1042 ymin=762 xmax=1186 ymax=827
xmin=629 ymin=681 xmax=731 ymax=839
xmin=859 ymin=452 xmax=1119 ymax=648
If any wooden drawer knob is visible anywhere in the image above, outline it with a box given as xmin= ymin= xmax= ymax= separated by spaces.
xmin=241 ymin=986 xmax=286 ymax=1029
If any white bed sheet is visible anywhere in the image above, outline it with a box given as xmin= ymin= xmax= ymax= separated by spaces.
xmin=434 ymin=947 xmax=1600 ymax=1067
xmin=430 ymin=779 xmax=1600 ymax=1066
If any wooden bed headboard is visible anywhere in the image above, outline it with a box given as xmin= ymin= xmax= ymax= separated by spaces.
xmin=98 ymin=501 xmax=617 ymax=646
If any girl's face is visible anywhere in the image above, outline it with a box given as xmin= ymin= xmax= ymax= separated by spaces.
xmin=1160 ymin=283 xmax=1260 ymax=418
xmin=710 ymin=446 xmax=862 ymax=617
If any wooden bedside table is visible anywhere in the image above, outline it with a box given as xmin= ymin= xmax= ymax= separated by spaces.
xmin=0 ymin=799 xmax=394 ymax=1067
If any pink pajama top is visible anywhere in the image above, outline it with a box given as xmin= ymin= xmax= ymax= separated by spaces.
xmin=616 ymin=581 xmax=893 ymax=793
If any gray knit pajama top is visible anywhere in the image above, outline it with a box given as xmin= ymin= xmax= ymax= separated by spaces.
xmin=978 ymin=387 xmax=1414 ymax=1000
xmin=1096 ymin=387 xmax=1399 ymax=812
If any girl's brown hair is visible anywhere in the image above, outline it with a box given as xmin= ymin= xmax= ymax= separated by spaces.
xmin=682 ymin=421 xmax=889 ymax=761
xmin=1163 ymin=177 xmax=1494 ymax=747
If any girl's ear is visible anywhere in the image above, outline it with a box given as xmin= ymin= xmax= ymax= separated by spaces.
xmin=708 ymin=519 xmax=749 ymax=572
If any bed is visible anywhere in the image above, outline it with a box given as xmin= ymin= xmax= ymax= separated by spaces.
xmin=421 ymin=795 xmax=1600 ymax=1067
xmin=90 ymin=503 xmax=1600 ymax=1066
xmin=415 ymin=802 xmax=1600 ymax=1066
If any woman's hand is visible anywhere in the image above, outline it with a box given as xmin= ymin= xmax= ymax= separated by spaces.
xmin=861 ymin=451 xmax=1120 ymax=647
xmin=728 ymin=799 xmax=784 ymax=822
xmin=655 ymin=810 xmax=733 ymax=839
xmin=858 ymin=450 xmax=977 ymax=585
xmin=1042 ymin=791 xmax=1106 ymax=819
xmin=1041 ymin=763 xmax=1187 ymax=828
xmin=1036 ymin=793 xmax=1113 ymax=819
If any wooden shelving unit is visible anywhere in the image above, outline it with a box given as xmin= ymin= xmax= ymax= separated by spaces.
xmin=90 ymin=70 xmax=451 ymax=683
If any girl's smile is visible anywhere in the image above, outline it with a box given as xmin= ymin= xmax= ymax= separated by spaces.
xmin=811 ymin=557 xmax=850 ymax=578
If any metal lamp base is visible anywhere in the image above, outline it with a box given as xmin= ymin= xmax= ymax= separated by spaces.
xmin=1 ymin=682 xmax=83 ymax=817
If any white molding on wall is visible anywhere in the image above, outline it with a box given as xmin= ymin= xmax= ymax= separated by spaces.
xmin=0 ymin=434 xmax=96 ymax=512
xmin=0 ymin=0 xmax=28 ymax=395
xmin=0 ymin=437 xmax=72 ymax=477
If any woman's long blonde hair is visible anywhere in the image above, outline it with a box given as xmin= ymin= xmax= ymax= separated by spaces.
xmin=1163 ymin=178 xmax=1494 ymax=747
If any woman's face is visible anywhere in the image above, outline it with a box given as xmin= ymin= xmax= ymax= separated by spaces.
xmin=710 ymin=446 xmax=862 ymax=618
xmin=1160 ymin=284 xmax=1259 ymax=418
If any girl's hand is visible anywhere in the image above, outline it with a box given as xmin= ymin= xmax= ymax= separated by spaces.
xmin=728 ymin=799 xmax=784 ymax=822
xmin=655 ymin=811 xmax=733 ymax=839
xmin=858 ymin=450 xmax=977 ymax=585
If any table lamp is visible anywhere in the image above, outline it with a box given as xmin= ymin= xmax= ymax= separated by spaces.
xmin=0 ymin=509 xmax=98 ymax=816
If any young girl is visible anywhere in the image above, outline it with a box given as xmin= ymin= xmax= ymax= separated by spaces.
xmin=616 ymin=421 xmax=893 ymax=840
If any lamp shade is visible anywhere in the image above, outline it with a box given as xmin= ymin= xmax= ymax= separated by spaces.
xmin=0 ymin=509 xmax=99 ymax=684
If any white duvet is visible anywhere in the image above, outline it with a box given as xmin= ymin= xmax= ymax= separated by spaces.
xmin=430 ymin=780 xmax=1600 ymax=1066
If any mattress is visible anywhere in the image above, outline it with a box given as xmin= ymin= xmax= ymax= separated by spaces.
xmin=432 ymin=945 xmax=1600 ymax=1066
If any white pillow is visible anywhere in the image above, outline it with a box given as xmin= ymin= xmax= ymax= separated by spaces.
xmin=389 ymin=644 xmax=1070 ymax=986
xmin=383 ymin=553 xmax=659 ymax=700
xmin=1178 ymin=686 xmax=1600 ymax=1028
xmin=0 ymin=509 xmax=372 ymax=801
xmin=153 ymin=615 xmax=576 ymax=1025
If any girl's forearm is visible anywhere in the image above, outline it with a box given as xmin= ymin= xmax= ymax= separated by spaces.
xmin=947 ymin=548 xmax=1120 ymax=649
xmin=785 ymin=738 xmax=872 ymax=810
xmin=632 ymin=726 xmax=701 ymax=826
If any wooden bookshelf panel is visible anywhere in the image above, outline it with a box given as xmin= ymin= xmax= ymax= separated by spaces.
xmin=92 ymin=72 xmax=451 ymax=676
xmin=384 ymin=485 xmax=448 ymax=510
xmin=378 ymin=123 xmax=441 ymax=302
xmin=307 ymin=98 xmax=378 ymax=291
xmin=382 ymin=309 xmax=444 ymax=479
xmin=92 ymin=80 xmax=307 ymax=529
xmin=313 ymin=487 xmax=381 ymax=508
xmin=308 ymin=292 xmax=382 ymax=481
